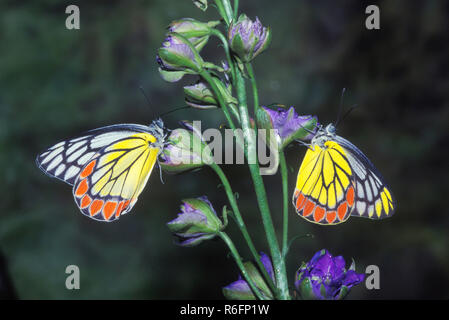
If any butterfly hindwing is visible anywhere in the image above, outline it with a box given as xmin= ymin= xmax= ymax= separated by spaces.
xmin=72 ymin=131 xmax=161 ymax=222
xmin=293 ymin=140 xmax=356 ymax=225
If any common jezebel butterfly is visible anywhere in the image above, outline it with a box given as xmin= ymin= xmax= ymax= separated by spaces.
xmin=36 ymin=119 xmax=166 ymax=222
xmin=293 ymin=123 xmax=396 ymax=225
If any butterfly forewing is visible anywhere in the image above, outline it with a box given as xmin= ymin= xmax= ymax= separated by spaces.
xmin=36 ymin=124 xmax=151 ymax=185
xmin=334 ymin=135 xmax=395 ymax=219
xmin=36 ymin=134 xmax=96 ymax=185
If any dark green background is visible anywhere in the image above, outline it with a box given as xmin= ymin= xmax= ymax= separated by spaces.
xmin=0 ymin=0 xmax=448 ymax=299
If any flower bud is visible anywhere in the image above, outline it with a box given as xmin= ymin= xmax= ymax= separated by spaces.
xmin=294 ymin=249 xmax=365 ymax=300
xmin=167 ymin=196 xmax=223 ymax=247
xmin=228 ymin=14 xmax=271 ymax=62
xmin=257 ymin=105 xmax=318 ymax=150
xmin=168 ymin=18 xmax=220 ymax=56
xmin=169 ymin=18 xmax=219 ymax=39
xmin=223 ymin=252 xmax=275 ymax=300
xmin=160 ymin=121 xmax=214 ymax=172
xmin=157 ymin=34 xmax=204 ymax=82
xmin=183 ymin=78 xmax=237 ymax=109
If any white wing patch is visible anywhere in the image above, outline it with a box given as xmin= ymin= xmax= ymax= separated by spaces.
xmin=36 ymin=125 xmax=153 ymax=186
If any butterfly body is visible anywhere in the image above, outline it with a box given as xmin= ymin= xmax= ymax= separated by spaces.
xmin=293 ymin=124 xmax=395 ymax=225
xmin=36 ymin=119 xmax=166 ymax=222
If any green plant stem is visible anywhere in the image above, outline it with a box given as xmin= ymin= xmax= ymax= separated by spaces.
xmin=234 ymin=68 xmax=291 ymax=300
xmin=246 ymin=63 xmax=260 ymax=115
xmin=200 ymin=70 xmax=237 ymax=129
xmin=218 ymin=232 xmax=265 ymax=300
xmin=210 ymin=29 xmax=236 ymax=86
xmin=210 ymin=163 xmax=277 ymax=294
xmin=279 ymin=150 xmax=289 ymax=255
xmin=233 ymin=0 xmax=239 ymax=19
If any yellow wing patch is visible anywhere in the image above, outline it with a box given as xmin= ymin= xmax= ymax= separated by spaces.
xmin=293 ymin=141 xmax=355 ymax=225
xmin=73 ymin=132 xmax=160 ymax=222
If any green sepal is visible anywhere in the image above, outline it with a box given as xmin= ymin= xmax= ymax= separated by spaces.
xmin=243 ymin=261 xmax=274 ymax=299
xmin=157 ymin=46 xmax=201 ymax=72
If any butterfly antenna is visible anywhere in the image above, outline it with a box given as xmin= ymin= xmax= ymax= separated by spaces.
xmin=340 ymin=104 xmax=359 ymax=125
xmin=334 ymin=87 xmax=346 ymax=128
xmin=139 ymin=86 xmax=157 ymax=119
xmin=158 ymin=105 xmax=191 ymax=118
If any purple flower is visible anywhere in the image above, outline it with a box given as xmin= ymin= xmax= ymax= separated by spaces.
xmin=228 ymin=14 xmax=271 ymax=62
xmin=223 ymin=252 xmax=275 ymax=300
xmin=167 ymin=196 xmax=223 ymax=247
xmin=295 ymin=249 xmax=365 ymax=300
xmin=256 ymin=105 xmax=318 ymax=150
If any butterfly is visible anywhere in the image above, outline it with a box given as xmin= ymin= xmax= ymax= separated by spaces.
xmin=36 ymin=119 xmax=167 ymax=222
xmin=293 ymin=123 xmax=396 ymax=225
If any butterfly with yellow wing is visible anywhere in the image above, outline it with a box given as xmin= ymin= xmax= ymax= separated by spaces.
xmin=36 ymin=119 xmax=167 ymax=222
xmin=293 ymin=123 xmax=396 ymax=225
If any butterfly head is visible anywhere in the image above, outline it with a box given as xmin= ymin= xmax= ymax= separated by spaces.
xmin=311 ymin=123 xmax=337 ymax=148
xmin=148 ymin=118 xmax=167 ymax=149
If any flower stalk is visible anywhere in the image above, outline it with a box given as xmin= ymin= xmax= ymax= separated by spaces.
xmin=210 ymin=163 xmax=277 ymax=294
xmin=218 ymin=231 xmax=266 ymax=300
xmin=279 ymin=150 xmax=289 ymax=255
xmin=234 ymin=68 xmax=290 ymax=300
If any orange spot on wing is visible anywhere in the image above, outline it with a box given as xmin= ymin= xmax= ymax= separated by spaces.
xmin=326 ymin=211 xmax=337 ymax=224
xmin=294 ymin=189 xmax=300 ymax=198
xmin=80 ymin=160 xmax=96 ymax=178
xmin=295 ymin=193 xmax=305 ymax=211
xmin=346 ymin=186 xmax=355 ymax=206
xmin=115 ymin=201 xmax=125 ymax=218
xmin=80 ymin=195 xmax=92 ymax=209
xmin=90 ymin=200 xmax=104 ymax=216
xmin=337 ymin=202 xmax=348 ymax=221
xmin=75 ymin=179 xmax=88 ymax=197
xmin=123 ymin=200 xmax=131 ymax=209
xmin=313 ymin=206 xmax=325 ymax=222
xmin=303 ymin=199 xmax=315 ymax=217
xmin=103 ymin=201 xmax=117 ymax=220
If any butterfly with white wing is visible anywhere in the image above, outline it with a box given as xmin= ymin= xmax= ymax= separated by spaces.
xmin=36 ymin=119 xmax=167 ymax=222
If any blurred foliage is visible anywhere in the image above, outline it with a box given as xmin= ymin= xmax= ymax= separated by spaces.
xmin=0 ymin=0 xmax=448 ymax=299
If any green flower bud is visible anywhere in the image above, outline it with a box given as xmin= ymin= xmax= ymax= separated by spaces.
xmin=156 ymin=34 xmax=204 ymax=82
xmin=183 ymin=78 xmax=237 ymax=109
xmin=169 ymin=18 xmax=219 ymax=39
